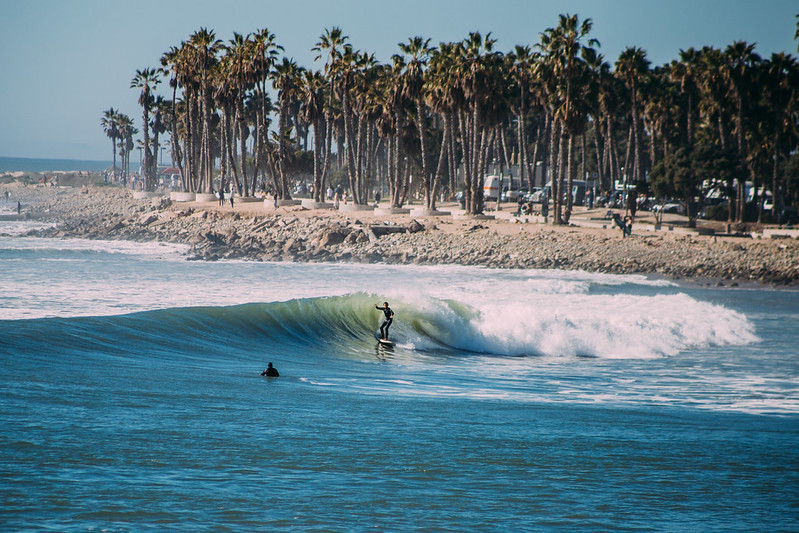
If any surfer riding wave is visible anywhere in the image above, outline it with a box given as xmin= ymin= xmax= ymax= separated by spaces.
xmin=375 ymin=302 xmax=394 ymax=340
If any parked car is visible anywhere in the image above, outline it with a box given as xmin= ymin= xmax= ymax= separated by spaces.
xmin=502 ymin=188 xmax=528 ymax=202
xmin=653 ymin=201 xmax=686 ymax=215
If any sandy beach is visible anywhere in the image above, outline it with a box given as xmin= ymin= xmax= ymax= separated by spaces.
xmin=5 ymin=183 xmax=799 ymax=286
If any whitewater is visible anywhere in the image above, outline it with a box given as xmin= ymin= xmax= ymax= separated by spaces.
xmin=1 ymin=234 xmax=797 ymax=531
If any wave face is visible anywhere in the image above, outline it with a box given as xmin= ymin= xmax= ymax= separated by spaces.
xmin=1 ymin=291 xmax=758 ymax=362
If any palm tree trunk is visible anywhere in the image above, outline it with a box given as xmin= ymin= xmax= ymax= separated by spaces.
xmin=458 ymin=111 xmax=472 ymax=213
xmin=539 ymin=113 xmax=551 ymax=192
xmin=564 ymin=133 xmax=575 ymax=223
xmin=593 ymin=118 xmax=604 ymax=192
xmin=416 ymin=99 xmax=430 ymax=206
xmin=556 ymin=127 xmax=567 ymax=224
xmin=141 ymin=107 xmax=151 ymax=191
xmin=549 ymin=118 xmax=561 ymax=224
xmin=313 ymin=118 xmax=324 ymax=201
xmin=446 ymin=112 xmax=458 ymax=197
xmin=773 ymin=125 xmax=782 ymax=224
xmin=429 ymin=117 xmax=449 ymax=211
xmin=530 ymin=122 xmax=541 ymax=190
xmin=736 ymin=102 xmax=746 ymax=222
xmin=110 ymin=136 xmax=117 ymax=179
xmin=516 ymin=111 xmax=526 ymax=192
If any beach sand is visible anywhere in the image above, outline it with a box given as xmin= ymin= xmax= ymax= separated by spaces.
xmin=5 ymin=183 xmax=799 ymax=286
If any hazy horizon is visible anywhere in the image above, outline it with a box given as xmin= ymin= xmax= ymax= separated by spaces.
xmin=2 ymin=0 xmax=797 ymax=161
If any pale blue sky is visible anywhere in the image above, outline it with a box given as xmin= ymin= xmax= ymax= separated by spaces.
xmin=1 ymin=0 xmax=796 ymax=161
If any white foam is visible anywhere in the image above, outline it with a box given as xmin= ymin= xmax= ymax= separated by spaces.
xmin=392 ymin=292 xmax=758 ymax=360
xmin=0 ymin=237 xmax=759 ymax=361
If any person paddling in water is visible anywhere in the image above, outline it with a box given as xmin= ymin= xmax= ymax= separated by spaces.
xmin=261 ymin=362 xmax=279 ymax=377
xmin=375 ymin=302 xmax=394 ymax=340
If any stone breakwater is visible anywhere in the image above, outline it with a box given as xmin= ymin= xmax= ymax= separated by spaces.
xmin=9 ymin=185 xmax=799 ymax=286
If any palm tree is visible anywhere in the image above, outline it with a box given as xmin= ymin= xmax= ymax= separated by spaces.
xmin=299 ymin=69 xmax=327 ymax=201
xmin=426 ymin=42 xmax=463 ymax=205
xmin=160 ymin=43 xmax=193 ymax=192
xmin=508 ymin=45 xmax=537 ymax=193
xmin=150 ymin=96 xmax=170 ymax=178
xmin=250 ymin=28 xmax=283 ymax=194
xmin=615 ymin=47 xmax=650 ymax=190
xmin=795 ymin=14 xmax=799 ymax=52
xmin=763 ymin=52 xmax=799 ymax=223
xmin=115 ymin=113 xmax=135 ymax=185
xmin=453 ymin=31 xmax=503 ymax=215
xmin=539 ymin=13 xmax=599 ymax=223
xmin=224 ymin=32 xmax=253 ymax=196
xmin=101 ymin=107 xmax=120 ymax=179
xmin=130 ymin=67 xmax=161 ymax=191
xmin=671 ymin=47 xmax=701 ymax=145
xmin=722 ymin=41 xmax=761 ymax=221
xmin=396 ymin=36 xmax=436 ymax=209
xmin=313 ymin=27 xmax=349 ymax=192
xmin=188 ymin=28 xmax=223 ymax=194
xmin=273 ymin=57 xmax=305 ymax=199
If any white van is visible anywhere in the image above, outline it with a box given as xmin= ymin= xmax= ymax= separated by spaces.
xmin=483 ymin=175 xmax=520 ymax=201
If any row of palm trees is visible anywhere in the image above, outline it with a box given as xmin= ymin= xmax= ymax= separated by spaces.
xmin=101 ymin=107 xmax=137 ymax=184
xmin=107 ymin=14 xmax=799 ymax=223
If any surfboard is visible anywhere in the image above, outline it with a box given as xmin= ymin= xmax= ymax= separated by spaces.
xmin=377 ymin=338 xmax=394 ymax=347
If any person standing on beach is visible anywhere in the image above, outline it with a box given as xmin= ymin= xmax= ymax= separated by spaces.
xmin=375 ymin=302 xmax=394 ymax=340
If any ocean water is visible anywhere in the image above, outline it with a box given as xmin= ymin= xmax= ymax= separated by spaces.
xmin=1 ymin=230 xmax=797 ymax=531
xmin=0 ymin=157 xmax=114 ymax=173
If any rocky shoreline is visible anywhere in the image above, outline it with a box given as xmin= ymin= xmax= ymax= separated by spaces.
xmin=6 ymin=184 xmax=799 ymax=286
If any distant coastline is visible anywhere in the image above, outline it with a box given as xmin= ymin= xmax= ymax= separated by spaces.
xmin=0 ymin=156 xmax=115 ymax=173
xmin=5 ymin=184 xmax=799 ymax=286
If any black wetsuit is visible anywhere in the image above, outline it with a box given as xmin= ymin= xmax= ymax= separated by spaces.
xmin=261 ymin=364 xmax=279 ymax=377
xmin=377 ymin=305 xmax=393 ymax=340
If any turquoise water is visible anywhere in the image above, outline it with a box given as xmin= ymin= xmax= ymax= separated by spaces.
xmin=1 ymin=235 xmax=797 ymax=531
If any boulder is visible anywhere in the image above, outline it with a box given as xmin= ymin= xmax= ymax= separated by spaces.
xmin=318 ymin=230 xmax=347 ymax=247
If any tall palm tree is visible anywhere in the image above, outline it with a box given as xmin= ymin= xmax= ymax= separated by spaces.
xmin=795 ymin=14 xmax=799 ymax=52
xmin=130 ymin=67 xmax=161 ymax=191
xmin=313 ymin=27 xmax=349 ymax=191
xmin=763 ymin=52 xmax=799 ymax=223
xmin=299 ymin=69 xmax=327 ymax=201
xmin=188 ymin=28 xmax=223 ymax=194
xmin=671 ymin=47 xmax=701 ymax=145
xmin=101 ymin=107 xmax=120 ymax=179
xmin=273 ymin=57 xmax=305 ymax=199
xmin=150 ymin=95 xmax=170 ymax=176
xmin=722 ymin=41 xmax=761 ymax=221
xmin=396 ymin=36 xmax=436 ymax=209
xmin=508 ymin=45 xmax=537 ymax=193
xmin=615 ymin=47 xmax=650 ymax=190
xmin=426 ymin=42 xmax=463 ymax=205
xmin=160 ymin=43 xmax=193 ymax=192
xmin=224 ymin=32 xmax=253 ymax=195
xmin=114 ymin=112 xmax=135 ymax=185
xmin=250 ymin=28 xmax=283 ymax=193
xmin=539 ymin=13 xmax=599 ymax=223
xmin=454 ymin=31 xmax=503 ymax=215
